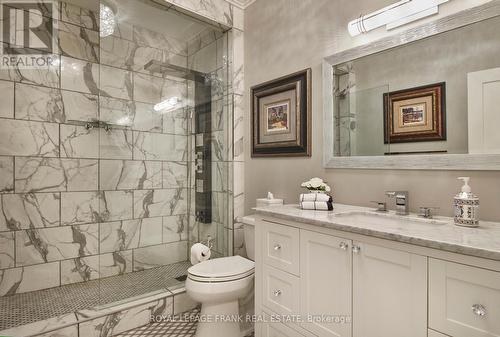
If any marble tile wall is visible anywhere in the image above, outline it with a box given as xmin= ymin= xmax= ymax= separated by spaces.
xmin=0 ymin=1 xmax=214 ymax=295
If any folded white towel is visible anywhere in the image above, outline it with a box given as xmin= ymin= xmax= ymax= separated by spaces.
xmin=300 ymin=193 xmax=331 ymax=202
xmin=300 ymin=201 xmax=333 ymax=211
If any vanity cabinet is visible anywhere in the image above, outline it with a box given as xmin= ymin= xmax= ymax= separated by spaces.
xmin=352 ymin=242 xmax=427 ymax=337
xmin=429 ymin=259 xmax=500 ymax=337
xmin=258 ymin=220 xmax=427 ymax=337
xmin=262 ymin=321 xmax=304 ymax=337
xmin=262 ymin=314 xmax=305 ymax=337
xmin=300 ymin=231 xmax=352 ymax=337
xmin=256 ymin=217 xmax=500 ymax=337
xmin=264 ymin=222 xmax=300 ymax=276
xmin=263 ymin=264 xmax=300 ymax=316
xmin=428 ymin=330 xmax=451 ymax=337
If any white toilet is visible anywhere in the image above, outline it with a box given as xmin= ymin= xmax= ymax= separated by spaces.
xmin=186 ymin=218 xmax=255 ymax=337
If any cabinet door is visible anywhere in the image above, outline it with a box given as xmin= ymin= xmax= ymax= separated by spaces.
xmin=429 ymin=259 xmax=500 ymax=337
xmin=300 ymin=230 xmax=352 ymax=337
xmin=352 ymin=242 xmax=427 ymax=337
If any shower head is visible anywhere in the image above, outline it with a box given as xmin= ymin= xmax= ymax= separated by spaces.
xmin=144 ymin=60 xmax=207 ymax=82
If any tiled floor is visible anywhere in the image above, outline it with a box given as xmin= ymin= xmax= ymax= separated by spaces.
xmin=116 ymin=308 xmax=255 ymax=337
xmin=116 ymin=308 xmax=199 ymax=337
xmin=0 ymin=261 xmax=191 ymax=330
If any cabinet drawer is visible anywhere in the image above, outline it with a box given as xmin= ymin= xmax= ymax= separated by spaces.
xmin=429 ymin=259 xmax=500 ymax=337
xmin=263 ymin=221 xmax=300 ymax=275
xmin=262 ymin=320 xmax=306 ymax=337
xmin=428 ymin=329 xmax=451 ymax=337
xmin=263 ymin=265 xmax=300 ymax=316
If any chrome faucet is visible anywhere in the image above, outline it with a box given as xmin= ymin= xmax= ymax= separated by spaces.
xmin=386 ymin=191 xmax=409 ymax=215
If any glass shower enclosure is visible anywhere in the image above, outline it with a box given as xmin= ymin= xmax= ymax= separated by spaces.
xmin=0 ymin=0 xmax=233 ymax=332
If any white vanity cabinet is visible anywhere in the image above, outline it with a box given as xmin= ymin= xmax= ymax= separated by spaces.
xmin=257 ymin=219 xmax=427 ymax=337
xmin=352 ymin=242 xmax=427 ymax=337
xmin=300 ymin=230 xmax=352 ymax=337
xmin=429 ymin=259 xmax=500 ymax=337
xmin=255 ymin=216 xmax=500 ymax=337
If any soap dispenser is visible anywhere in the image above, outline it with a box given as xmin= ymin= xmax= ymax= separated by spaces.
xmin=453 ymin=177 xmax=479 ymax=227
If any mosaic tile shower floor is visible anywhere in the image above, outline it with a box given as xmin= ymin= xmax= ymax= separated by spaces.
xmin=116 ymin=308 xmax=255 ymax=337
xmin=0 ymin=261 xmax=191 ymax=330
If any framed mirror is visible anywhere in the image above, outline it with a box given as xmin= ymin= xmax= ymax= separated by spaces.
xmin=323 ymin=1 xmax=500 ymax=170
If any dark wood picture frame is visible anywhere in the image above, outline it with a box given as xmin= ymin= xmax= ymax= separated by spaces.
xmin=383 ymin=82 xmax=446 ymax=144
xmin=251 ymin=69 xmax=312 ymax=157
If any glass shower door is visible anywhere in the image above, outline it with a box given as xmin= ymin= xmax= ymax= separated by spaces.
xmin=95 ymin=0 xmax=232 ymax=307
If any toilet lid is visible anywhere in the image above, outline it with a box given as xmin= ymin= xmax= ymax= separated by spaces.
xmin=188 ymin=256 xmax=255 ymax=279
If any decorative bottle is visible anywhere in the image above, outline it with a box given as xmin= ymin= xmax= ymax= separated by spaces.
xmin=453 ymin=177 xmax=479 ymax=227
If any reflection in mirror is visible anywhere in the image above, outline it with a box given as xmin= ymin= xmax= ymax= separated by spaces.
xmin=333 ymin=14 xmax=500 ymax=157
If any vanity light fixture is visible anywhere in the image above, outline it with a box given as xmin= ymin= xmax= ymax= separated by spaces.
xmin=154 ymin=97 xmax=181 ymax=113
xmin=348 ymin=0 xmax=450 ymax=37
xmin=100 ymin=2 xmax=117 ymax=38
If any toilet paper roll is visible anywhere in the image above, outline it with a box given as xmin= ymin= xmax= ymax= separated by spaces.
xmin=190 ymin=243 xmax=211 ymax=265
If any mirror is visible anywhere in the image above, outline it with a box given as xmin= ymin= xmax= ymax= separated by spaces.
xmin=323 ymin=3 xmax=500 ymax=170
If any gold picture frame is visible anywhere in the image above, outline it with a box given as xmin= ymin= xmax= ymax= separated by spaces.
xmin=384 ymin=82 xmax=446 ymax=144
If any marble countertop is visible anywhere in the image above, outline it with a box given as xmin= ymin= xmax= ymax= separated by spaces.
xmin=252 ymin=203 xmax=500 ymax=261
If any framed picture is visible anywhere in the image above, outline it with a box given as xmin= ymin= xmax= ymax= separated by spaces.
xmin=383 ymin=82 xmax=446 ymax=144
xmin=251 ymin=69 xmax=311 ymax=157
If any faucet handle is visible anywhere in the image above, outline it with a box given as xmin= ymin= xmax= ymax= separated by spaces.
xmin=385 ymin=191 xmax=396 ymax=198
xmin=370 ymin=201 xmax=387 ymax=212
xmin=419 ymin=207 xmax=439 ymax=219
xmin=386 ymin=191 xmax=408 ymax=198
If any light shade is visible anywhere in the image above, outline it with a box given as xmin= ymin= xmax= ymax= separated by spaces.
xmin=348 ymin=0 xmax=449 ymax=37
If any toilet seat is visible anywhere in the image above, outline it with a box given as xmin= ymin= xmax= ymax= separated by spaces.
xmin=188 ymin=255 xmax=255 ymax=283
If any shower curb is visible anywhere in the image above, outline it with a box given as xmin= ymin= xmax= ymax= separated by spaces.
xmin=0 ymin=286 xmax=195 ymax=337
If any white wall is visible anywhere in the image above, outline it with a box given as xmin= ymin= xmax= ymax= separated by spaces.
xmin=244 ymin=0 xmax=500 ymax=221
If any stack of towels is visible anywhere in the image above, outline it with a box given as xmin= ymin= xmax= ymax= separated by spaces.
xmin=299 ymin=193 xmax=333 ymax=211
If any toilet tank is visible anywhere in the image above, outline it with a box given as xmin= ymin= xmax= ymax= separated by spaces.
xmin=241 ymin=215 xmax=255 ymax=261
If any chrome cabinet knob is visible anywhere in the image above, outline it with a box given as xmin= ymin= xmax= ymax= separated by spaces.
xmin=273 ymin=289 xmax=282 ymax=297
xmin=273 ymin=244 xmax=282 ymax=251
xmin=471 ymin=304 xmax=487 ymax=317
xmin=339 ymin=242 xmax=349 ymax=250
xmin=352 ymin=245 xmax=361 ymax=253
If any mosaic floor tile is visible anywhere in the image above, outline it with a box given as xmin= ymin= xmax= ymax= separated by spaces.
xmin=115 ymin=308 xmax=255 ymax=337
xmin=0 ymin=261 xmax=190 ymax=330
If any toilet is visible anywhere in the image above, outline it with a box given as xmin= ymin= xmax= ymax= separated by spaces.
xmin=186 ymin=218 xmax=255 ymax=337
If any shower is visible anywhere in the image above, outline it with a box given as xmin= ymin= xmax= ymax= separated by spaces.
xmin=0 ymin=0 xmax=233 ymax=335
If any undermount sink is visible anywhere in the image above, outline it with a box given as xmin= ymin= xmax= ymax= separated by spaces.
xmin=331 ymin=211 xmax=447 ymax=226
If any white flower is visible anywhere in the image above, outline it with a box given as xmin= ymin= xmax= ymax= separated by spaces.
xmin=301 ymin=177 xmax=332 ymax=193
xmin=309 ymin=177 xmax=324 ymax=188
